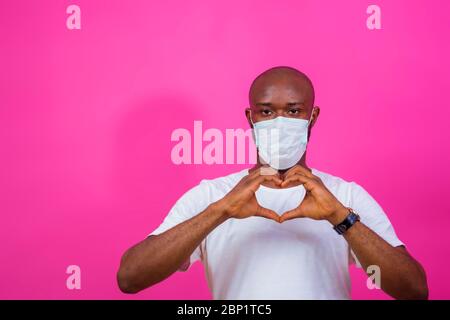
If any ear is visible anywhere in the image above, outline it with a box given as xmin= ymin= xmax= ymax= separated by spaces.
xmin=245 ymin=108 xmax=253 ymax=128
xmin=310 ymin=106 xmax=320 ymax=128
xmin=307 ymin=106 xmax=320 ymax=141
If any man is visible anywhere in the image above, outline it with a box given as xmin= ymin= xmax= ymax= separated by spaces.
xmin=117 ymin=66 xmax=428 ymax=299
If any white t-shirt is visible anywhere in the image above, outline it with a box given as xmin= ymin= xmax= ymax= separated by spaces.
xmin=149 ymin=168 xmax=404 ymax=300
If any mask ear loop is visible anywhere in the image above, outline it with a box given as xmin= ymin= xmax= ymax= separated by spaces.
xmin=249 ymin=109 xmax=258 ymax=146
xmin=308 ymin=107 xmax=315 ymax=126
xmin=305 ymin=107 xmax=316 ymax=143
xmin=249 ymin=109 xmax=256 ymax=127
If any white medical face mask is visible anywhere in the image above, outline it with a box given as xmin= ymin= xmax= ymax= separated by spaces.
xmin=250 ymin=109 xmax=314 ymax=170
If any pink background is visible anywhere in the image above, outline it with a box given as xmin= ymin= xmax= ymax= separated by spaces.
xmin=1 ymin=0 xmax=449 ymax=299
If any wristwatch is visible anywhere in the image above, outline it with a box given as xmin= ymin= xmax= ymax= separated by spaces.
xmin=333 ymin=208 xmax=360 ymax=235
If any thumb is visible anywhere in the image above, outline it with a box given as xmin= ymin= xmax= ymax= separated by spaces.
xmin=279 ymin=208 xmax=303 ymax=223
xmin=255 ymin=205 xmax=280 ymax=223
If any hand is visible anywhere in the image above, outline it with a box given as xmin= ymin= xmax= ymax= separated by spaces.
xmin=216 ymin=167 xmax=283 ymax=223
xmin=279 ymin=165 xmax=348 ymax=224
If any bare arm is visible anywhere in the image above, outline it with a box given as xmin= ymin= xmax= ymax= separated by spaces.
xmin=279 ymin=165 xmax=429 ymax=300
xmin=117 ymin=203 xmax=228 ymax=293
xmin=330 ymin=208 xmax=428 ymax=299
xmin=117 ymin=170 xmax=282 ymax=293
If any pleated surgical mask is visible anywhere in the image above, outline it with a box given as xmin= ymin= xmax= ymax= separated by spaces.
xmin=250 ymin=109 xmax=314 ymax=170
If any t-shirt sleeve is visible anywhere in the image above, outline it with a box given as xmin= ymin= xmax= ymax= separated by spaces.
xmin=348 ymin=182 xmax=404 ymax=267
xmin=147 ymin=180 xmax=211 ymax=271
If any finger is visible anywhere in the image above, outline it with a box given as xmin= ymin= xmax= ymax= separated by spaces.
xmin=281 ymin=174 xmax=313 ymax=188
xmin=258 ymin=166 xmax=278 ymax=176
xmin=279 ymin=208 xmax=303 ymax=223
xmin=246 ymin=167 xmax=265 ymax=181
xmin=242 ymin=167 xmax=265 ymax=183
xmin=247 ymin=167 xmax=261 ymax=176
xmin=250 ymin=174 xmax=283 ymax=189
xmin=284 ymin=165 xmax=315 ymax=179
xmin=255 ymin=205 xmax=280 ymax=223
xmin=249 ymin=165 xmax=278 ymax=178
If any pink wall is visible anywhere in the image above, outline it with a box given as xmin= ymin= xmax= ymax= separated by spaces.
xmin=1 ymin=0 xmax=449 ymax=299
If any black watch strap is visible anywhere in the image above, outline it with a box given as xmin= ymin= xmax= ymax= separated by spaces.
xmin=333 ymin=208 xmax=360 ymax=235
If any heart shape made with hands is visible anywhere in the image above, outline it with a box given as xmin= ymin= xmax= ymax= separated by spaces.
xmin=256 ymin=167 xmax=309 ymax=223
xmin=255 ymin=165 xmax=344 ymax=223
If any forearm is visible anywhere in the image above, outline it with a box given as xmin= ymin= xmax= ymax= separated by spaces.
xmin=329 ymin=209 xmax=428 ymax=299
xmin=117 ymin=202 xmax=228 ymax=293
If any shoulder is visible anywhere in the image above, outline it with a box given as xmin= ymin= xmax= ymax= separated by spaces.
xmin=312 ymin=168 xmax=372 ymax=204
xmin=178 ymin=168 xmax=249 ymax=203
xmin=200 ymin=168 xmax=249 ymax=188
xmin=312 ymin=168 xmax=357 ymax=190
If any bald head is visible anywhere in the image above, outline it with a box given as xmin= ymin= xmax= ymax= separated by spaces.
xmin=249 ymin=66 xmax=315 ymax=108
xmin=246 ymin=66 xmax=319 ymax=132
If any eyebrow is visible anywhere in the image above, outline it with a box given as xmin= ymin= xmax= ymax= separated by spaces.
xmin=255 ymin=102 xmax=305 ymax=107
xmin=286 ymin=101 xmax=305 ymax=106
xmin=255 ymin=102 xmax=273 ymax=107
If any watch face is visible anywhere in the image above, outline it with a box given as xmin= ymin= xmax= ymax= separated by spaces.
xmin=349 ymin=213 xmax=360 ymax=223
xmin=334 ymin=210 xmax=360 ymax=235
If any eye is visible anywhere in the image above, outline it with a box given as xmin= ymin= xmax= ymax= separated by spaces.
xmin=261 ymin=109 xmax=273 ymax=116
xmin=288 ymin=108 xmax=301 ymax=115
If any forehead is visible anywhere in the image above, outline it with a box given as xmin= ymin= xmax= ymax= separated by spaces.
xmin=249 ymin=75 xmax=313 ymax=105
